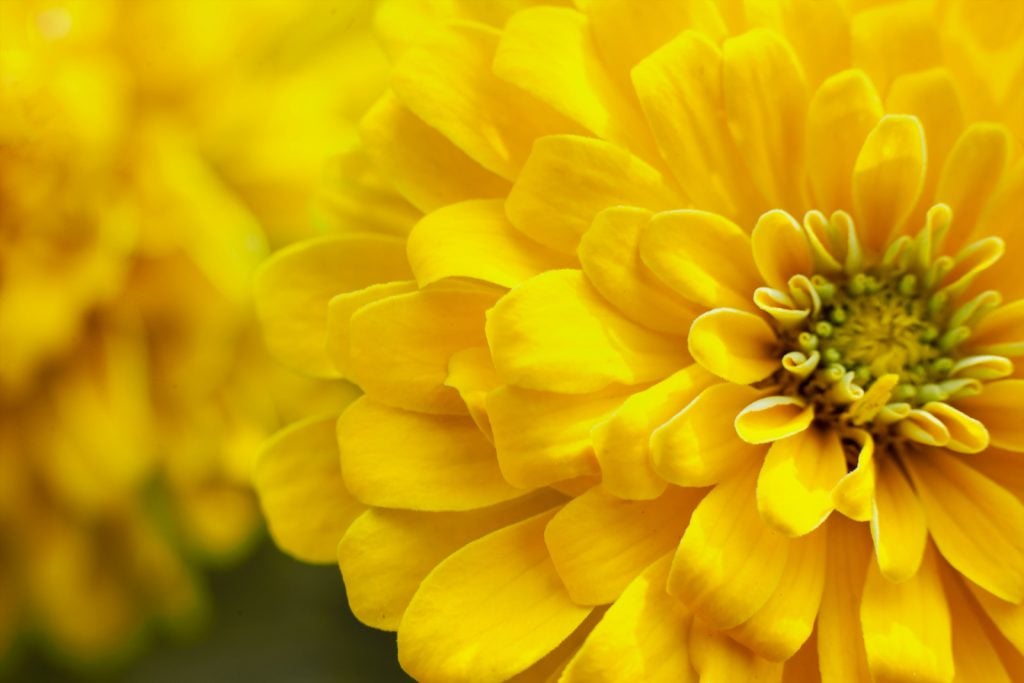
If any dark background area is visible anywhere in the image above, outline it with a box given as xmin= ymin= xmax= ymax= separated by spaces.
xmin=3 ymin=538 xmax=411 ymax=682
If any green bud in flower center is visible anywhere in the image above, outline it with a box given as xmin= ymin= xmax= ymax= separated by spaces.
xmin=754 ymin=205 xmax=1013 ymax=461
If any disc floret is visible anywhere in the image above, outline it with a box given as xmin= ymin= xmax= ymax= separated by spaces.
xmin=756 ymin=205 xmax=1012 ymax=455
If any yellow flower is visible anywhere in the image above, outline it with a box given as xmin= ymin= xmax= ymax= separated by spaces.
xmin=256 ymin=0 xmax=1024 ymax=680
xmin=0 ymin=0 xmax=376 ymax=665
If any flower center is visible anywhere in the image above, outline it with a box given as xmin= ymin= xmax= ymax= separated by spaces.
xmin=756 ymin=205 xmax=1010 ymax=459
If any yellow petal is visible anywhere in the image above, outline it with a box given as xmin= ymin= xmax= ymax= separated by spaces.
xmin=735 ymin=396 xmax=814 ymax=445
xmin=729 ymin=527 xmax=827 ymax=662
xmin=631 ymin=30 xmax=761 ymax=222
xmin=338 ymin=397 xmax=521 ymax=512
xmin=592 ymin=365 xmax=714 ymax=500
xmin=969 ymin=299 xmax=1024 ymax=357
xmin=255 ymin=415 xmax=364 ymax=564
xmin=254 ymin=234 xmax=411 ymax=377
xmin=806 ymin=69 xmax=883 ymax=212
xmin=886 ymin=69 xmax=964 ymax=232
xmin=689 ymin=618 xmax=784 ymax=683
xmin=651 ymin=382 xmax=767 ymax=487
xmin=488 ymin=385 xmax=626 ymax=488
xmin=688 ymin=308 xmax=778 ymax=384
xmin=954 ymin=379 xmax=1024 ymax=451
xmin=338 ymin=492 xmax=563 ymax=630
xmin=975 ymin=160 xmax=1024 ymax=300
xmin=852 ymin=114 xmax=927 ymax=253
xmin=965 ymin=447 xmax=1024 ymax=501
xmin=487 ymin=270 xmax=688 ymax=393
xmin=935 ymin=123 xmax=1010 ymax=251
xmin=757 ymin=426 xmax=846 ymax=537
xmin=860 ymin=543 xmax=954 ymax=683
xmin=494 ymin=7 xmax=657 ymax=160
xmin=561 ymin=554 xmax=697 ymax=683
xmin=923 ymin=402 xmax=989 ymax=454
xmin=640 ymin=210 xmax=760 ymax=312
xmin=506 ymin=135 xmax=675 ymax=254
xmin=397 ymin=511 xmax=592 ymax=683
xmin=408 ymin=199 xmax=571 ymax=289
xmin=818 ymin=515 xmax=873 ymax=683
xmin=546 ymin=486 xmax=703 ymax=605
xmin=722 ymin=28 xmax=808 ymax=213
xmin=445 ymin=346 xmax=500 ymax=439
xmin=967 ymin=578 xmax=1024 ymax=659
xmin=851 ymin=1 xmax=943 ymax=94
xmin=871 ymin=456 xmax=927 ymax=583
xmin=751 ymin=210 xmax=813 ymax=291
xmin=326 ymin=281 xmax=418 ymax=379
xmin=578 ymin=206 xmax=699 ymax=336
xmin=830 ymin=431 xmax=876 ymax=522
xmin=905 ymin=449 xmax=1024 ymax=603
xmin=349 ymin=287 xmax=498 ymax=414
xmin=361 ymin=92 xmax=508 ymax=212
xmin=943 ymin=571 xmax=1015 ymax=683
xmin=668 ymin=463 xmax=790 ymax=629
xmin=391 ymin=22 xmax=572 ymax=178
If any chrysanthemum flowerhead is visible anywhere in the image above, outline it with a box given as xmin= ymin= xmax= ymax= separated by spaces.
xmin=256 ymin=1 xmax=1024 ymax=680
xmin=0 ymin=0 xmax=377 ymax=667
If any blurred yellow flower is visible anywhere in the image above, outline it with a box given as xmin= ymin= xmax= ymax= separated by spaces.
xmin=256 ymin=0 xmax=1024 ymax=681
xmin=0 ymin=0 xmax=379 ymax=666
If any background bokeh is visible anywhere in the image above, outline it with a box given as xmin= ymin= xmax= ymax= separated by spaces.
xmin=3 ymin=537 xmax=409 ymax=682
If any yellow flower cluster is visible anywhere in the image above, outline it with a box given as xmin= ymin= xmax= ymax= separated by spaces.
xmin=257 ymin=0 xmax=1024 ymax=680
xmin=0 ymin=0 xmax=380 ymax=666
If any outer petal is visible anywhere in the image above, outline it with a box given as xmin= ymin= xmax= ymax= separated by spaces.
xmin=668 ymin=463 xmax=790 ymax=630
xmin=561 ymin=554 xmax=697 ymax=683
xmin=689 ymin=618 xmax=784 ymax=683
xmin=546 ymin=486 xmax=702 ymax=606
xmin=338 ymin=491 xmax=562 ymax=630
xmin=953 ymin=380 xmax=1024 ymax=452
xmin=592 ymin=365 xmax=715 ymax=500
xmin=254 ymin=234 xmax=411 ymax=377
xmin=905 ymin=450 xmax=1024 ymax=603
xmin=397 ymin=511 xmax=592 ymax=683
xmin=487 ymin=270 xmax=688 ymax=393
xmin=729 ymin=527 xmax=827 ymax=662
xmin=361 ymin=93 xmax=508 ymax=212
xmin=757 ymin=425 xmax=846 ymax=537
xmin=852 ymin=114 xmax=927 ymax=253
xmin=640 ymin=210 xmax=761 ymax=312
xmin=805 ymin=69 xmax=883 ymax=211
xmin=506 ymin=135 xmax=675 ymax=254
xmin=851 ymin=1 xmax=943 ymax=93
xmin=488 ymin=385 xmax=627 ymax=489
xmin=578 ymin=206 xmax=699 ymax=336
xmin=860 ymin=544 xmax=954 ymax=683
xmin=349 ymin=287 xmax=498 ymax=414
xmin=326 ymin=281 xmax=418 ymax=379
xmin=631 ymin=30 xmax=762 ymax=222
xmin=391 ymin=22 xmax=573 ymax=178
xmin=337 ymin=397 xmax=521 ymax=512
xmin=722 ymin=28 xmax=808 ymax=213
xmin=688 ymin=309 xmax=779 ymax=384
xmin=651 ymin=382 xmax=767 ymax=487
xmin=255 ymin=415 xmax=364 ymax=564
xmin=818 ymin=516 xmax=873 ymax=683
xmin=943 ymin=570 xmax=1015 ymax=683
xmin=871 ymin=456 xmax=928 ymax=583
xmin=935 ymin=123 xmax=1010 ymax=250
xmin=408 ymin=199 xmax=571 ymax=288
xmin=493 ymin=7 xmax=657 ymax=159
